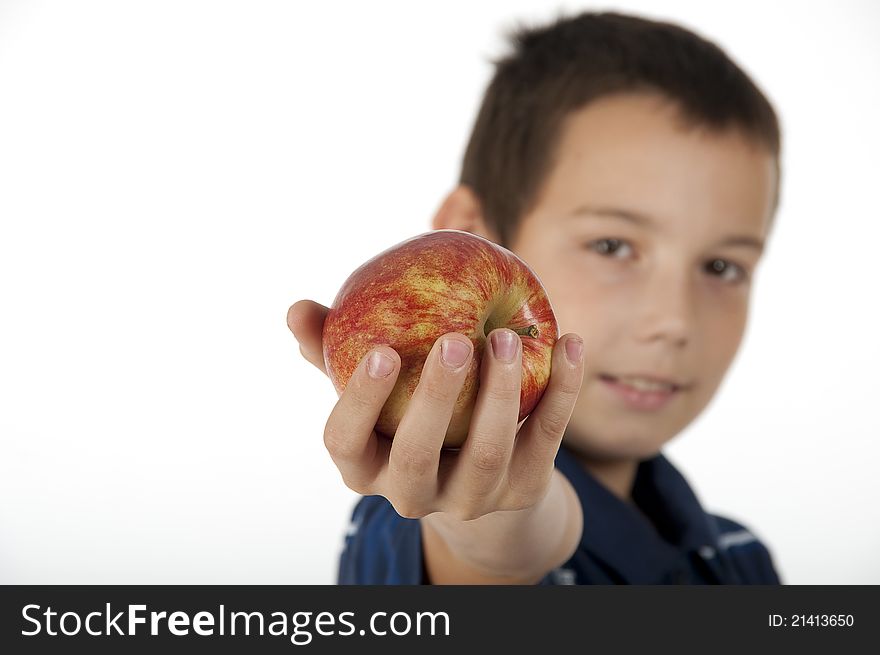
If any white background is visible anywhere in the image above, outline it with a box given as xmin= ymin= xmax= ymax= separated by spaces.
xmin=1 ymin=0 xmax=878 ymax=584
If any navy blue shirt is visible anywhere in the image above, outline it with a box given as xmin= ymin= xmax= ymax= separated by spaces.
xmin=337 ymin=444 xmax=781 ymax=584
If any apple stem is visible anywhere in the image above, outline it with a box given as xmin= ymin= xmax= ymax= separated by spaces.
xmin=513 ymin=324 xmax=540 ymax=338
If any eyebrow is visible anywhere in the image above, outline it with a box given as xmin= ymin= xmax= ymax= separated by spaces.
xmin=717 ymin=235 xmax=765 ymax=254
xmin=569 ymin=205 xmax=653 ymax=227
xmin=568 ymin=205 xmax=765 ymax=254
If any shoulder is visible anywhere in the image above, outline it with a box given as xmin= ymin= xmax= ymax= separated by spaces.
xmin=711 ymin=514 xmax=768 ymax=551
xmin=709 ymin=513 xmax=782 ymax=584
xmin=337 ymin=495 xmax=426 ymax=585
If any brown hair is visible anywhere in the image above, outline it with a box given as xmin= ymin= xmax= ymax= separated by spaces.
xmin=459 ymin=11 xmax=782 ymax=248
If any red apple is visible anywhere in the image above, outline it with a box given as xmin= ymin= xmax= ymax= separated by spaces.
xmin=322 ymin=229 xmax=559 ymax=448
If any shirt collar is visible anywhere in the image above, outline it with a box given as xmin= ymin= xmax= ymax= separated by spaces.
xmin=554 ymin=443 xmax=721 ymax=584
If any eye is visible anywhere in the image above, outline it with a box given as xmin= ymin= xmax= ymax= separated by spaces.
xmin=704 ymin=258 xmax=748 ymax=284
xmin=586 ymin=238 xmax=633 ymax=259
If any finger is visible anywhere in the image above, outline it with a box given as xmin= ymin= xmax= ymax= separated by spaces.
xmin=385 ymin=333 xmax=473 ymax=515
xmin=507 ymin=333 xmax=584 ymax=499
xmin=446 ymin=328 xmax=521 ymax=507
xmin=287 ymin=299 xmax=329 ymax=375
xmin=323 ymin=345 xmax=401 ymax=493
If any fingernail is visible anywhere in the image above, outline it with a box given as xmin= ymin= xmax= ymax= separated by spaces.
xmin=490 ymin=329 xmax=517 ymax=363
xmin=367 ymin=351 xmax=394 ymax=378
xmin=565 ymin=337 xmax=583 ymax=365
xmin=440 ymin=338 xmax=471 ymax=369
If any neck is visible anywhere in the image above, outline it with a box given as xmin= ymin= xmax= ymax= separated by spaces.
xmin=572 ymin=452 xmax=639 ymax=501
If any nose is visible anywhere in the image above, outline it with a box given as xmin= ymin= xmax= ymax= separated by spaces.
xmin=632 ymin=267 xmax=694 ymax=348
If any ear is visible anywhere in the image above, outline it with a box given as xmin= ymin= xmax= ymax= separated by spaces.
xmin=430 ymin=185 xmax=501 ymax=243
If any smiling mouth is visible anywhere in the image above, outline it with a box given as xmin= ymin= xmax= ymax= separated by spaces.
xmin=597 ymin=373 xmax=688 ymax=411
xmin=598 ymin=373 xmax=688 ymax=393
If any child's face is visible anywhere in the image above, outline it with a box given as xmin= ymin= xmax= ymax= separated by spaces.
xmin=508 ymin=92 xmax=777 ymax=461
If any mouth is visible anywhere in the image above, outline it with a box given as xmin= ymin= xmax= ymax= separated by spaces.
xmin=598 ymin=373 xmax=687 ymax=392
xmin=598 ymin=373 xmax=691 ymax=411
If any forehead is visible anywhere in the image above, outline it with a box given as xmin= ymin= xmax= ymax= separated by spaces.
xmin=535 ymin=93 xmax=777 ymax=237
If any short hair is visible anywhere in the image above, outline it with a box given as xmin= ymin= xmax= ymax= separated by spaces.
xmin=459 ymin=11 xmax=782 ymax=247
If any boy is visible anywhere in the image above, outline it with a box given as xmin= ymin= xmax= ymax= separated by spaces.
xmin=288 ymin=11 xmax=782 ymax=584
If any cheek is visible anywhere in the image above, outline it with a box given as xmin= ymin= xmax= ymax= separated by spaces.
xmin=698 ymin=298 xmax=749 ymax=374
xmin=542 ymin=275 xmax=622 ymax=344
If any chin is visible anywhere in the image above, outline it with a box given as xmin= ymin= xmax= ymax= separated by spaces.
xmin=564 ymin=418 xmax=677 ymax=462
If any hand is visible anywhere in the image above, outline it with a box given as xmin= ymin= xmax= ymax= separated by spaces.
xmin=287 ymin=298 xmax=584 ymax=522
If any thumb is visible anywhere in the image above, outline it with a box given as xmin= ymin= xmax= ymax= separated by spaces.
xmin=287 ymin=299 xmax=329 ymax=376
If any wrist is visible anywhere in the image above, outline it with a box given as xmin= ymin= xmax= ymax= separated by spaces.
xmin=422 ymin=469 xmax=581 ymax=580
